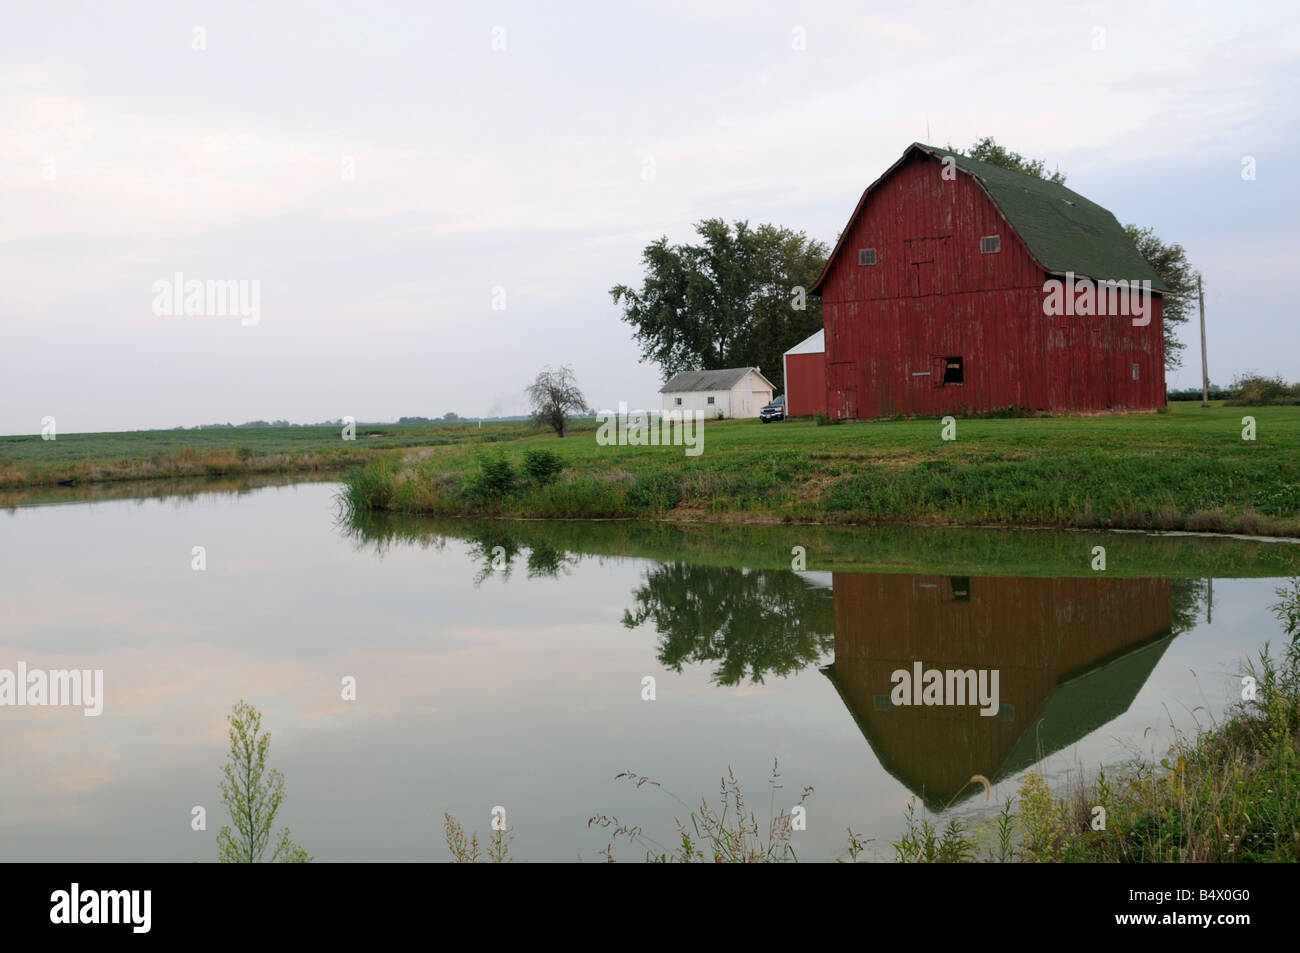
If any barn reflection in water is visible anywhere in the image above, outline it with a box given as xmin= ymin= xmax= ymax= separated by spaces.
xmin=821 ymin=573 xmax=1175 ymax=810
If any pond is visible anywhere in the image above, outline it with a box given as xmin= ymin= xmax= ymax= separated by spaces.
xmin=1 ymin=480 xmax=1295 ymax=861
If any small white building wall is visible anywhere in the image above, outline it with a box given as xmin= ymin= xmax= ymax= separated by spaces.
xmin=730 ymin=370 xmax=774 ymax=418
xmin=662 ymin=390 xmax=733 ymax=417
xmin=660 ymin=371 xmax=773 ymax=419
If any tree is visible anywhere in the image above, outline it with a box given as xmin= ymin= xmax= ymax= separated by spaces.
xmin=525 ymin=365 xmax=590 ymax=438
xmin=610 ymin=219 xmax=828 ymax=392
xmin=1123 ymin=225 xmax=1195 ymax=369
xmin=955 ymin=136 xmax=1194 ymax=369
xmin=216 ymin=700 xmax=311 ymax=863
xmin=959 ymin=135 xmax=1068 ymax=184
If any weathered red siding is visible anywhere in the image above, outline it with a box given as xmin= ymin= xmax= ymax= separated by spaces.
xmin=818 ymin=152 xmax=1166 ymax=419
xmin=784 ymin=352 xmax=826 ymax=416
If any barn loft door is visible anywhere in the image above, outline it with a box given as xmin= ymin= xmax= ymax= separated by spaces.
xmin=905 ymin=236 xmax=951 ymax=297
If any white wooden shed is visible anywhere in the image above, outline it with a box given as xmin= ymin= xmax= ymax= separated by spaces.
xmin=658 ymin=367 xmax=775 ymax=419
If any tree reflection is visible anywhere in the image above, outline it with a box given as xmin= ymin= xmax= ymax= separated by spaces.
xmin=463 ymin=531 xmax=580 ymax=584
xmin=622 ymin=564 xmax=835 ymax=686
xmin=1171 ymin=578 xmax=1207 ymax=635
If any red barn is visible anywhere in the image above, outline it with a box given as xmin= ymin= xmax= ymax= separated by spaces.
xmin=782 ymin=329 xmax=827 ymax=416
xmin=809 ymin=144 xmax=1169 ymax=419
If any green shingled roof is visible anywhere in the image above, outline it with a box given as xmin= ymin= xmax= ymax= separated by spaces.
xmin=913 ymin=143 xmax=1171 ymax=292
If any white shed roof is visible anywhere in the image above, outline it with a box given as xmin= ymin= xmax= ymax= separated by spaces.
xmin=660 ymin=367 xmax=774 ymax=393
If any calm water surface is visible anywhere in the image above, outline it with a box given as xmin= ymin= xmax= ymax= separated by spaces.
xmin=0 ymin=482 xmax=1291 ymax=861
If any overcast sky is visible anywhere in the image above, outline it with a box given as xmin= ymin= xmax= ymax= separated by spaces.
xmin=2 ymin=0 xmax=1296 ymax=434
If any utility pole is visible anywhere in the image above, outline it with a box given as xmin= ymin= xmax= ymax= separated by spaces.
xmin=1198 ymin=273 xmax=1209 ymax=407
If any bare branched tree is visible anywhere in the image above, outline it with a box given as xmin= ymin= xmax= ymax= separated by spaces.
xmin=525 ymin=365 xmax=590 ymax=438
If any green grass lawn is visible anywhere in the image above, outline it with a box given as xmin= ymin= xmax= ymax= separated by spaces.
xmin=338 ymin=403 xmax=1300 ymax=536
xmin=6 ymin=403 xmax=1298 ymax=536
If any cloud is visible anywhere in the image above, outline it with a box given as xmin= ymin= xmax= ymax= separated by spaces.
xmin=2 ymin=0 xmax=1298 ymax=431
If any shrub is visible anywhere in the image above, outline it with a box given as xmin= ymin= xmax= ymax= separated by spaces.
xmin=339 ymin=457 xmax=400 ymax=512
xmin=813 ymin=413 xmax=838 ymax=427
xmin=466 ymin=453 xmax=518 ymax=500
xmin=1227 ymin=373 xmax=1300 ymax=407
xmin=522 ymin=448 xmax=565 ymax=486
xmin=1017 ymin=771 xmax=1065 ymax=861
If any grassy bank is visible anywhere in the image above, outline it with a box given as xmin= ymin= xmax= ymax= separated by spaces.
xmin=7 ymin=404 xmax=1298 ymax=537
xmin=339 ymin=403 xmax=1300 ymax=537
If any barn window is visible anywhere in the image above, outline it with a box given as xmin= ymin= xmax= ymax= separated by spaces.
xmin=949 ymin=576 xmax=971 ymax=602
xmin=980 ymin=235 xmax=1000 ymax=254
xmin=943 ymin=356 xmax=964 ymax=384
xmin=858 ymin=248 xmax=877 ymax=266
xmin=674 ymin=397 xmax=682 ymax=406
xmin=707 ymin=396 xmax=715 ymax=405
xmin=1132 ymin=363 xmax=1140 ymax=381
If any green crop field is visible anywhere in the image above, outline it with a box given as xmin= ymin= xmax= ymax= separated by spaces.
xmin=0 ymin=420 xmax=534 ymax=488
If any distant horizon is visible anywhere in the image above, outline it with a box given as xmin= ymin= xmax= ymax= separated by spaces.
xmin=0 ymin=413 xmax=543 ymax=438
xmin=0 ymin=381 xmax=1245 ymax=439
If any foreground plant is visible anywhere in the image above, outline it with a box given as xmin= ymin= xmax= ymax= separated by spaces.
xmin=891 ymin=800 xmax=976 ymax=863
xmin=443 ymin=812 xmax=514 ymax=863
xmin=589 ymin=760 xmax=813 ymax=862
xmin=216 ymin=699 xmax=311 ymax=863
